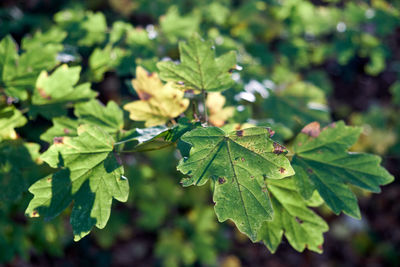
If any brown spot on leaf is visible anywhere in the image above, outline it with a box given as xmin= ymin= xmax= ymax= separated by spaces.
xmin=177 ymin=81 xmax=185 ymax=85
xmin=279 ymin=167 xmax=286 ymax=174
xmin=273 ymin=142 xmax=286 ymax=155
xmin=53 ymin=137 xmax=64 ymax=144
xmin=218 ymin=177 xmax=226 ymax=184
xmin=301 ymin=122 xmax=321 ymax=137
xmin=63 ymin=128 xmax=70 ymax=134
xmin=295 ymin=217 xmax=304 ymax=224
xmin=241 ymin=157 xmax=245 ymax=162
xmin=138 ymin=91 xmax=153 ymax=101
xmin=31 ymin=210 xmax=39 ymax=217
xmin=307 ymin=168 xmax=313 ymax=174
xmin=236 ymin=130 xmax=244 ymax=137
xmin=266 ymin=127 xmax=275 ymax=137
xmin=47 ymin=177 xmax=52 ymax=183
xmin=37 ymin=87 xmax=52 ymax=100
xmin=262 ymin=186 xmax=268 ymax=193
xmin=250 ymin=176 xmax=254 ymax=179
xmin=318 ymin=244 xmax=323 ymax=251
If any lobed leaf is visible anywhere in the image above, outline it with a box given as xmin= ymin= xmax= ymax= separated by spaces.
xmin=26 ymin=124 xmax=129 ymax=241
xmin=292 ymin=121 xmax=394 ymax=218
xmin=157 ymin=34 xmax=237 ymax=92
xmin=177 ymin=127 xmax=294 ymax=241
xmin=0 ymin=106 xmax=27 ymax=141
xmin=124 ymin=66 xmax=189 ymax=127
xmin=258 ymin=178 xmax=329 ymax=253
xmin=31 ymin=65 xmax=97 ymax=118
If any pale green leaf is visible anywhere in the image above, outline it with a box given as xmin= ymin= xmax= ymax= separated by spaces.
xmin=26 ymin=124 xmax=129 ymax=241
xmin=0 ymin=35 xmax=62 ymax=100
xmin=0 ymin=106 xmax=27 ymax=141
xmin=75 ymin=99 xmax=124 ymax=134
xmin=40 ymin=99 xmax=124 ymax=143
xmin=40 ymin=117 xmax=79 ymax=143
xmin=31 ymin=65 xmax=97 ymax=118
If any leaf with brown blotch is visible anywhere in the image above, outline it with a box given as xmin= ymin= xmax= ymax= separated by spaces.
xmin=124 ymin=66 xmax=190 ymax=127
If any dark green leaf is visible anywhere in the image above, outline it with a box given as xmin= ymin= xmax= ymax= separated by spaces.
xmin=178 ymin=127 xmax=294 ymax=241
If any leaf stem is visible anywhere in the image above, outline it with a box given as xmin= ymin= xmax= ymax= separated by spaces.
xmin=117 ymin=142 xmax=174 ymax=153
xmin=201 ymin=89 xmax=208 ymax=124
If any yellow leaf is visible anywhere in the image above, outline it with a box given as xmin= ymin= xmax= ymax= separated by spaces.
xmin=206 ymin=92 xmax=234 ymax=127
xmin=124 ymin=66 xmax=190 ymax=127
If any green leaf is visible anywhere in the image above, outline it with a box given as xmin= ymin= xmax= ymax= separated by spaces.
xmin=0 ymin=141 xmax=42 ymax=203
xmin=0 ymin=35 xmax=62 ymax=100
xmin=292 ymin=121 xmax=394 ymax=218
xmin=40 ymin=117 xmax=79 ymax=143
xmin=160 ymin=6 xmax=201 ymax=42
xmin=40 ymin=99 xmax=124 ymax=143
xmin=75 ymin=99 xmax=124 ymax=134
xmin=0 ymin=35 xmax=18 ymax=86
xmin=0 ymin=106 xmax=27 ymax=141
xmin=157 ymin=34 xmax=237 ymax=92
xmin=89 ymin=46 xmax=125 ymax=82
xmin=31 ymin=65 xmax=97 ymax=118
xmin=54 ymin=10 xmax=107 ymax=47
xmin=117 ymin=118 xmax=201 ymax=152
xmin=263 ymin=81 xmax=330 ymax=129
xmin=257 ymin=178 xmax=329 ymax=253
xmin=26 ymin=124 xmax=129 ymax=241
xmin=177 ymin=127 xmax=294 ymax=241
xmin=21 ymin=27 xmax=67 ymax=51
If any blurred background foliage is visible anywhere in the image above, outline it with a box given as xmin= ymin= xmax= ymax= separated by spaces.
xmin=0 ymin=0 xmax=400 ymax=266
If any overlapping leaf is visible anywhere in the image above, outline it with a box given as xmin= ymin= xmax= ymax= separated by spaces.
xmin=0 ymin=106 xmax=27 ymax=141
xmin=31 ymin=65 xmax=97 ymax=118
xmin=177 ymin=127 xmax=294 ymax=241
xmin=26 ymin=124 xmax=129 ymax=241
xmin=40 ymin=99 xmax=124 ymax=143
xmin=292 ymin=121 xmax=394 ymax=218
xmin=0 ymin=35 xmax=62 ymax=100
xmin=117 ymin=118 xmax=201 ymax=153
xmin=157 ymin=34 xmax=237 ymax=92
xmin=263 ymin=81 xmax=330 ymax=128
xmin=124 ymin=66 xmax=189 ymax=127
xmin=257 ymin=178 xmax=329 ymax=253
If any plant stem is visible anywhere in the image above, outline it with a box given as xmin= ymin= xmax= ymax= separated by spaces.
xmin=201 ymin=89 xmax=208 ymax=124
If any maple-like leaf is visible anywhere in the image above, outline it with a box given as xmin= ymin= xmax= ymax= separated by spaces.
xmin=0 ymin=35 xmax=62 ymax=100
xmin=31 ymin=65 xmax=97 ymax=118
xmin=292 ymin=121 xmax=394 ymax=218
xmin=124 ymin=66 xmax=189 ymax=127
xmin=177 ymin=127 xmax=294 ymax=241
xmin=40 ymin=99 xmax=124 ymax=143
xmin=257 ymin=178 xmax=329 ymax=253
xmin=26 ymin=124 xmax=129 ymax=241
xmin=157 ymin=34 xmax=237 ymax=92
xmin=206 ymin=92 xmax=235 ymax=127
